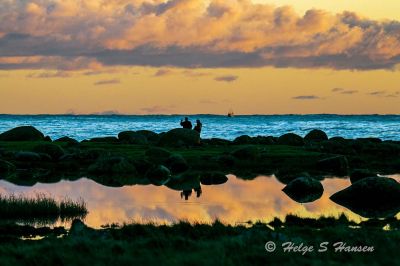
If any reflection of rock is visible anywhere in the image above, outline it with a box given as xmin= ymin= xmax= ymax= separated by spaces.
xmin=14 ymin=151 xmax=41 ymax=161
xmin=33 ymin=143 xmax=65 ymax=160
xmin=166 ymin=173 xmax=200 ymax=191
xmin=316 ymin=155 xmax=348 ymax=176
xmin=304 ymin=129 xmax=328 ymax=142
xmin=275 ymin=170 xmax=311 ymax=185
xmin=277 ymin=133 xmax=305 ymax=146
xmin=88 ymin=156 xmax=137 ymax=175
xmin=350 ymin=169 xmax=378 ymax=184
xmin=146 ymin=165 xmax=171 ymax=186
xmin=158 ymin=128 xmax=200 ymax=147
xmin=165 ymin=154 xmax=189 ymax=174
xmin=0 ymin=126 xmax=45 ymax=141
xmin=0 ymin=159 xmax=15 ymax=175
xmin=282 ymin=176 xmax=324 ymax=203
xmin=200 ymin=172 xmax=228 ymax=185
xmin=330 ymin=177 xmax=400 ymax=218
xmin=145 ymin=147 xmax=172 ymax=164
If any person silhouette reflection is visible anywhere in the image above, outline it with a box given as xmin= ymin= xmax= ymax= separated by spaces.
xmin=180 ymin=189 xmax=192 ymax=200
xmin=194 ymin=187 xmax=202 ymax=198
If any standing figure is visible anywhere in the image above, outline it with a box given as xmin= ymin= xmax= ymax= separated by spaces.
xmin=193 ymin=119 xmax=202 ymax=134
xmin=180 ymin=117 xmax=193 ymax=129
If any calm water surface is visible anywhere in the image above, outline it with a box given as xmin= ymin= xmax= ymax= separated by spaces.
xmin=3 ymin=175 xmax=399 ymax=228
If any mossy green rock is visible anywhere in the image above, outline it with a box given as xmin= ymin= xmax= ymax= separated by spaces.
xmin=0 ymin=159 xmax=16 ymax=175
xmin=277 ymin=133 xmax=305 ymax=146
xmin=88 ymin=156 xmax=136 ymax=175
xmin=304 ymin=129 xmax=328 ymax=142
xmin=146 ymin=165 xmax=171 ymax=186
xmin=118 ymin=131 xmax=148 ymax=144
xmin=33 ymin=143 xmax=65 ymax=160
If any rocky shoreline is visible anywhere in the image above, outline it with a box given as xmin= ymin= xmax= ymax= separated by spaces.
xmin=0 ymin=126 xmax=400 ymax=219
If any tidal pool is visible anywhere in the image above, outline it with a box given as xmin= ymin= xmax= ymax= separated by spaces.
xmin=1 ymin=175 xmax=399 ymax=228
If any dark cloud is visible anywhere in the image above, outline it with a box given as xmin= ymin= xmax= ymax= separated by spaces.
xmin=27 ymin=71 xmax=72 ymax=78
xmin=94 ymin=79 xmax=121 ymax=86
xmin=292 ymin=95 xmax=321 ymax=100
xmin=214 ymin=75 xmax=238 ymax=82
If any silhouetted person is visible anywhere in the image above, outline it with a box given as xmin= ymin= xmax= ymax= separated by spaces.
xmin=193 ymin=119 xmax=202 ymax=134
xmin=180 ymin=117 xmax=192 ymax=129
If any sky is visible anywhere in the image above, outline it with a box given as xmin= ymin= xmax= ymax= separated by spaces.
xmin=0 ymin=0 xmax=400 ymax=114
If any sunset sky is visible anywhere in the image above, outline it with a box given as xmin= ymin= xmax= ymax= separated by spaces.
xmin=0 ymin=0 xmax=399 ymax=114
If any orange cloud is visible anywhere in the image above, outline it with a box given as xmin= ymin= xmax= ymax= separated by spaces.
xmin=0 ymin=0 xmax=400 ymax=70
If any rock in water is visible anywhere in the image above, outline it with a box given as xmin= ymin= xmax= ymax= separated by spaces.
xmin=54 ymin=136 xmax=79 ymax=144
xmin=200 ymin=172 xmax=228 ymax=185
xmin=158 ymin=128 xmax=200 ymax=147
xmin=277 ymin=133 xmax=305 ymax=146
xmin=304 ymin=129 xmax=328 ymax=142
xmin=349 ymin=169 xmax=378 ymax=184
xmin=330 ymin=177 xmax=400 ymax=218
xmin=0 ymin=126 xmax=45 ymax=141
xmin=118 ymin=131 xmax=148 ymax=144
xmin=282 ymin=176 xmax=324 ymax=203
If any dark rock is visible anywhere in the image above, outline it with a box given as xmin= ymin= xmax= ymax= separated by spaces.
xmin=146 ymin=165 xmax=171 ymax=186
xmin=135 ymin=130 xmax=160 ymax=143
xmin=33 ymin=143 xmax=65 ymax=160
xmin=14 ymin=151 xmax=41 ymax=161
xmin=166 ymin=172 xmax=201 ymax=191
xmin=356 ymin=138 xmax=382 ymax=144
xmin=88 ymin=156 xmax=136 ymax=175
xmin=277 ymin=133 xmax=305 ymax=146
xmin=282 ymin=176 xmax=324 ymax=203
xmin=350 ymin=169 xmax=378 ymax=184
xmin=88 ymin=137 xmax=119 ymax=143
xmin=330 ymin=177 xmax=400 ymax=218
xmin=158 ymin=128 xmax=200 ymax=147
xmin=200 ymin=172 xmax=228 ymax=185
xmin=253 ymin=136 xmax=276 ymax=145
xmin=145 ymin=147 xmax=172 ymax=164
xmin=0 ymin=159 xmax=15 ymax=175
xmin=215 ymin=154 xmax=236 ymax=167
xmin=202 ymin=138 xmax=232 ymax=146
xmin=275 ymin=170 xmax=311 ymax=185
xmin=231 ymin=146 xmax=260 ymax=160
xmin=79 ymin=149 xmax=105 ymax=160
xmin=316 ymin=156 xmax=349 ymax=176
xmin=44 ymin=136 xmax=52 ymax=142
xmin=165 ymin=154 xmax=189 ymax=174
xmin=329 ymin=136 xmax=347 ymax=142
xmin=233 ymin=135 xmax=252 ymax=145
xmin=118 ymin=131 xmax=148 ymax=144
xmin=133 ymin=159 xmax=153 ymax=175
xmin=0 ymin=126 xmax=45 ymax=141
xmin=304 ymin=129 xmax=328 ymax=142
xmin=54 ymin=136 xmax=79 ymax=144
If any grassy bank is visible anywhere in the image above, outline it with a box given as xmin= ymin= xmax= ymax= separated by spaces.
xmin=0 ymin=193 xmax=87 ymax=220
xmin=0 ymin=215 xmax=399 ymax=265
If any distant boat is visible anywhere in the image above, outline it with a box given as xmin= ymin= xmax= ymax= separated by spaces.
xmin=227 ymin=110 xmax=234 ymax=117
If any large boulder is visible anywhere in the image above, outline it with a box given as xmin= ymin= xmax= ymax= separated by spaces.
xmin=54 ymin=136 xmax=79 ymax=144
xmin=304 ymin=129 xmax=328 ymax=142
xmin=135 ymin=130 xmax=160 ymax=143
xmin=330 ymin=177 xmax=400 ymax=218
xmin=0 ymin=126 xmax=45 ymax=141
xmin=88 ymin=156 xmax=136 ymax=175
xmin=118 ymin=131 xmax=148 ymax=144
xmin=350 ymin=169 xmax=378 ymax=184
xmin=166 ymin=172 xmax=201 ymax=191
xmin=316 ymin=155 xmax=349 ymax=176
xmin=282 ymin=176 xmax=324 ymax=203
xmin=277 ymin=133 xmax=305 ymax=146
xmin=158 ymin=128 xmax=200 ymax=147
xmin=233 ymin=135 xmax=253 ymax=145
xmin=33 ymin=143 xmax=65 ymax=160
xmin=146 ymin=165 xmax=171 ymax=186
xmin=87 ymin=137 xmax=119 ymax=143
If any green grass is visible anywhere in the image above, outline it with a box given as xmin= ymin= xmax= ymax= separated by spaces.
xmin=0 ymin=193 xmax=87 ymax=220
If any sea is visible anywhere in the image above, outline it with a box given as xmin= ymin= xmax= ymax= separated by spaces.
xmin=0 ymin=114 xmax=399 ymax=141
